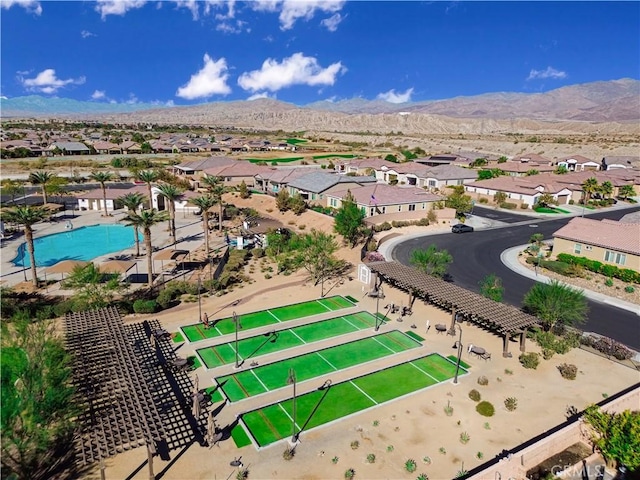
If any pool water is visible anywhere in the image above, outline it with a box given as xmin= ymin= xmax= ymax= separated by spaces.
xmin=12 ymin=224 xmax=136 ymax=267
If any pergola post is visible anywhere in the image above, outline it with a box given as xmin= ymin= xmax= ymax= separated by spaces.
xmin=519 ymin=329 xmax=527 ymax=352
xmin=502 ymin=334 xmax=511 ymax=358
xmin=147 ymin=443 xmax=155 ymax=480
xmin=448 ymin=307 xmax=457 ymax=336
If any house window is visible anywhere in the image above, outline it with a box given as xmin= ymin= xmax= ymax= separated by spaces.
xmin=428 ymin=180 xmax=436 ymax=187
xmin=604 ymin=250 xmax=626 ymax=266
xmin=398 ymin=205 xmax=402 ymax=212
xmin=381 ymin=206 xmax=386 ymax=214
xmin=330 ymin=198 xmax=337 ymax=207
xmin=574 ymin=243 xmax=582 ymax=254
xmin=370 ymin=208 xmax=375 ymax=216
xmin=408 ymin=204 xmax=416 ymax=211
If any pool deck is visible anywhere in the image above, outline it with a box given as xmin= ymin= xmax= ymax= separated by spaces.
xmin=0 ymin=208 xmax=211 ymax=289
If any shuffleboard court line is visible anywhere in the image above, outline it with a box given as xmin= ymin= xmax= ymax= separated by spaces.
xmin=211 ymin=347 xmax=225 ymax=364
xmin=230 ymin=375 xmax=252 ymax=398
xmin=341 ymin=315 xmax=361 ymax=330
xmin=250 ymin=369 xmax=270 ymax=393
xmin=409 ymin=361 xmax=440 ymax=383
xmin=277 ymin=403 xmax=301 ymax=430
xmin=349 ymin=381 xmax=378 ymax=405
xmin=289 ymin=329 xmax=307 ymax=344
xmin=316 ymin=352 xmax=339 ymax=371
xmin=195 ymin=325 xmax=206 ymax=340
xmin=266 ymin=309 xmax=282 ymax=322
xmin=256 ymin=409 xmax=281 ymax=439
xmin=371 ymin=335 xmax=398 ymax=354
xmin=315 ymin=298 xmax=333 ymax=312
xmin=214 ymin=325 xmax=223 ymax=337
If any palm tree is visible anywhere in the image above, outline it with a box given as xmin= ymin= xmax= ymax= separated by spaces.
xmin=581 ymin=177 xmax=599 ymax=204
xmin=136 ymin=170 xmax=159 ymax=208
xmin=29 ymin=170 xmax=57 ymax=205
xmin=201 ymin=175 xmax=226 ymax=231
xmin=523 ymin=279 xmax=588 ymax=331
xmin=88 ymin=171 xmax=115 ymax=217
xmin=189 ymin=195 xmax=217 ymax=255
xmin=118 ymin=192 xmax=145 ymax=257
xmin=599 ymin=181 xmax=613 ymax=201
xmin=121 ymin=209 xmax=168 ymax=287
xmin=1 ymin=206 xmax=48 ymax=287
xmin=156 ymin=184 xmax=184 ymax=245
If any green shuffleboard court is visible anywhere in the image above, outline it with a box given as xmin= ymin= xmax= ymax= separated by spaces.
xmin=181 ymin=295 xmax=354 ymax=343
xmin=241 ymin=354 xmax=466 ymax=448
xmin=216 ymin=330 xmax=420 ymax=402
xmin=196 ymin=311 xmax=382 ymax=369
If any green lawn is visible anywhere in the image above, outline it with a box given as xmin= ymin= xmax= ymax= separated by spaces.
xmin=216 ymin=330 xmax=420 ymax=401
xmin=312 ymin=154 xmax=357 ymax=159
xmin=181 ymin=295 xmax=354 ymax=343
xmin=241 ymin=354 xmax=465 ymax=447
xmin=197 ymin=311 xmax=380 ymax=369
xmin=247 ymin=157 xmax=304 ymax=164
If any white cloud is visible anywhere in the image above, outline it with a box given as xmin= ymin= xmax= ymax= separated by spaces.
xmin=91 ymin=90 xmax=106 ymax=100
xmin=176 ymin=53 xmax=232 ymax=100
xmin=247 ymin=92 xmax=274 ymax=101
xmin=20 ymin=68 xmax=86 ymax=94
xmin=320 ymin=12 xmax=344 ymax=32
xmin=238 ymin=52 xmax=346 ymax=93
xmin=252 ymin=0 xmax=345 ymax=30
xmin=81 ymin=30 xmax=96 ymax=38
xmin=376 ymin=88 xmax=414 ymax=104
xmin=174 ymin=0 xmax=199 ymax=19
xmin=527 ymin=66 xmax=567 ymax=81
xmin=211 ymin=0 xmax=236 ymax=20
xmin=126 ymin=93 xmax=139 ymax=104
xmin=216 ymin=19 xmax=249 ymax=34
xmin=1 ymin=0 xmax=42 ymax=15
xmin=95 ymin=0 xmax=147 ymax=19
xmin=0 ymin=96 xmax=8 ymax=100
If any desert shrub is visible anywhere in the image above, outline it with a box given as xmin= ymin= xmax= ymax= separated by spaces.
xmin=133 ymin=299 xmax=158 ymax=313
xmin=625 ymin=286 xmax=635 ymax=293
xmin=350 ymin=440 xmax=359 ymax=450
xmin=558 ymin=363 xmax=578 ymax=380
xmin=283 ymin=447 xmax=295 ymax=460
xmin=366 ymin=453 xmax=376 ymax=464
xmin=499 ymin=202 xmax=517 ymax=209
xmin=476 ymin=401 xmax=495 ymax=417
xmin=539 ymin=260 xmax=575 ymax=276
xmin=520 ymin=203 xmax=530 ymax=209
xmin=604 ymin=278 xmax=614 ymax=287
xmin=460 ymin=432 xmax=470 ymax=444
xmin=477 ymin=376 xmax=489 ymax=386
xmin=478 ymin=197 xmax=489 ymax=204
xmin=251 ymin=247 xmax=265 ymax=258
xmin=373 ymin=222 xmax=392 ymax=232
xmin=365 ymin=251 xmax=385 ymax=262
xmin=468 ymin=389 xmax=481 ymax=402
xmin=504 ymin=397 xmax=518 ymax=411
xmin=582 ymin=335 xmax=634 ymax=360
xmin=344 ymin=468 xmax=355 ymax=479
xmin=519 ymin=352 xmax=540 ymax=369
xmin=405 ymin=459 xmax=417 ymax=473
xmin=542 ymin=348 xmax=555 ymax=360
xmin=417 ymin=474 xmax=429 ymax=480
xmin=444 ymin=401 xmax=454 ymax=416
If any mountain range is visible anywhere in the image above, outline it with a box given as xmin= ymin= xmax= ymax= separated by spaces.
xmin=1 ymin=78 xmax=638 ymax=126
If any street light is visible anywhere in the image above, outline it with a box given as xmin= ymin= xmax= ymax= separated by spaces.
xmin=197 ymin=275 xmax=202 ymax=323
xmin=233 ymin=312 xmax=242 ymax=369
xmin=287 ymin=368 xmax=298 ymax=443
xmin=452 ymin=320 xmax=463 ymax=385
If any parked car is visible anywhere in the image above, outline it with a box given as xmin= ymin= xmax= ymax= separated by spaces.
xmin=451 ymin=224 xmax=474 ymax=233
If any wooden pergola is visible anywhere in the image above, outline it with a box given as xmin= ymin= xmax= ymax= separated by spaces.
xmin=65 ymin=306 xmax=166 ymax=478
xmin=367 ymin=261 xmax=541 ymax=357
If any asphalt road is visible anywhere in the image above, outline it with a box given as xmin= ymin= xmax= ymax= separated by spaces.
xmin=469 ymin=205 xmax=538 ymax=223
xmin=391 ymin=207 xmax=640 ymax=350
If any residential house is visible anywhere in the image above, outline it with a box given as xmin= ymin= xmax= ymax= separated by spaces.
xmin=254 ymin=167 xmax=320 ymax=194
xmin=75 ymin=184 xmax=147 ymax=213
xmin=510 ymin=153 xmax=553 ymax=165
xmin=556 ymin=155 xmax=600 ymax=172
xmin=172 ymin=157 xmax=237 ymax=181
xmin=464 ymin=176 xmax=572 ymax=207
xmin=498 ymin=162 xmax=555 ymax=177
xmin=603 ymin=156 xmax=640 ymax=170
xmin=326 ymin=184 xmax=444 ymax=219
xmin=48 ymin=141 xmax=91 ymax=155
xmin=120 ymin=141 xmax=142 ymax=154
xmin=552 ymin=217 xmax=640 ymax=271
xmin=530 ymin=170 xmax=640 ymax=203
xmin=419 ymin=164 xmax=478 ymax=190
xmin=92 ymin=141 xmax=122 ymax=155
xmin=414 ymin=154 xmax=471 ymax=167
xmin=286 ymin=172 xmax=377 ymax=204
xmin=200 ymin=162 xmax=272 ymax=188
xmin=335 ymin=158 xmax=394 ymax=175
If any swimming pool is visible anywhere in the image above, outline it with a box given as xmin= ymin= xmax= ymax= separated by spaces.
xmin=12 ymin=224 xmax=136 ymax=267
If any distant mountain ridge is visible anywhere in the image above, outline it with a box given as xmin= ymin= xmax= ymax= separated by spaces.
xmin=1 ymin=78 xmax=638 ymax=122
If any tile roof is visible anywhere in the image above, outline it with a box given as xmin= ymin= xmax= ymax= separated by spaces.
xmin=328 ymin=183 xmax=443 ymax=205
xmin=553 ymin=217 xmax=640 ymax=255
xmin=174 ymin=156 xmax=236 ymax=171
xmin=202 ymin=162 xmax=271 ymax=177
xmin=288 ymin=172 xmax=376 ymax=193
xmin=423 ymin=164 xmax=478 ymax=180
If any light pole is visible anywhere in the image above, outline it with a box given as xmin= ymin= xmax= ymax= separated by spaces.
xmin=452 ymin=321 xmax=463 ymax=385
xmin=287 ymin=368 xmax=297 ymax=443
xmin=233 ymin=312 xmax=242 ymax=369
xmin=374 ymin=284 xmax=384 ymax=331
xmin=197 ymin=275 xmax=202 ymax=322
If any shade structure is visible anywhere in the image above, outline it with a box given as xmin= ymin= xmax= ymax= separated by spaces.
xmin=100 ymin=260 xmax=137 ymax=275
xmin=154 ymin=249 xmax=189 ymax=261
xmin=46 ymin=260 xmax=90 ymax=275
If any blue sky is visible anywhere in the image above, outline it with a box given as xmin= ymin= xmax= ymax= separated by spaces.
xmin=1 ymin=1 xmax=638 ymax=106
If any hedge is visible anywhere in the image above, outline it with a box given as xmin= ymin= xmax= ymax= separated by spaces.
xmin=556 ymin=253 xmax=640 ymax=284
